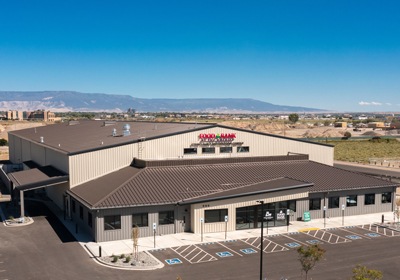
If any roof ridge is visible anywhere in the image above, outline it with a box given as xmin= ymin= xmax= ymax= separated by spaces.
xmin=179 ymin=176 xmax=284 ymax=202
xmin=92 ymin=167 xmax=146 ymax=207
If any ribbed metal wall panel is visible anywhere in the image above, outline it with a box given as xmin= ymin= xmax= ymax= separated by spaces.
xmin=95 ymin=205 xmax=188 ymax=242
xmin=143 ymin=127 xmax=333 ymax=165
xmin=8 ymin=134 xmax=15 ymax=163
xmin=46 ymin=182 xmax=69 ymax=210
xmin=21 ymin=139 xmax=31 ymax=162
xmin=69 ymin=144 xmax=138 ymax=187
xmin=30 ymin=144 xmax=46 ymax=166
xmin=11 ymin=135 xmax=22 ymax=164
xmin=45 ymin=148 xmax=69 ymax=173
xmin=291 ymin=187 xmax=395 ymax=221
xmin=70 ymin=197 xmax=95 ymax=239
xmin=191 ymin=188 xmax=309 ymax=234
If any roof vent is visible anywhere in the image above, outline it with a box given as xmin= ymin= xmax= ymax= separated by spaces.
xmin=68 ymin=121 xmax=80 ymax=126
xmin=112 ymin=128 xmax=117 ymax=137
xmin=40 ymin=137 xmax=44 ymax=143
xmin=122 ymin=124 xmax=131 ymax=136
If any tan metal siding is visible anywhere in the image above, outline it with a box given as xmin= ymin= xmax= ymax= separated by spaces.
xmin=293 ymin=187 xmax=395 ymax=221
xmin=8 ymin=134 xmax=16 ymax=163
xmin=96 ymin=205 xmax=186 ymax=242
xmin=46 ymin=182 xmax=69 ymax=209
xmin=30 ymin=144 xmax=46 ymax=166
xmin=45 ymin=148 xmax=69 ymax=173
xmin=143 ymin=127 xmax=333 ymax=165
xmin=191 ymin=188 xmax=309 ymax=234
xmin=69 ymin=143 xmax=138 ymax=187
xmin=21 ymin=139 xmax=31 ymax=162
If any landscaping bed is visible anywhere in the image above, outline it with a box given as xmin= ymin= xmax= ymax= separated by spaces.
xmin=99 ymin=251 xmax=159 ymax=268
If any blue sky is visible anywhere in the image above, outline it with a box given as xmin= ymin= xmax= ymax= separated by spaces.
xmin=0 ymin=0 xmax=399 ymax=111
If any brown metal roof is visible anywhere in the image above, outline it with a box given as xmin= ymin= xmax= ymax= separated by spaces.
xmin=9 ymin=120 xmax=332 ymax=156
xmin=9 ymin=166 xmax=69 ymax=191
xmin=8 ymin=120 xmax=212 ymax=155
xmin=68 ymin=159 xmax=398 ymax=209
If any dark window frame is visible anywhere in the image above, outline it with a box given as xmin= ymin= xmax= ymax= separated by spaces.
xmin=220 ymin=147 xmax=232 ymax=154
xmin=88 ymin=212 xmax=92 ymax=228
xmin=72 ymin=200 xmax=76 ymax=213
xmin=104 ymin=215 xmax=121 ymax=231
xmin=288 ymin=200 xmax=296 ymax=212
xmin=79 ymin=206 xmax=83 ymax=220
xmin=309 ymin=198 xmax=321 ymax=210
xmin=237 ymin=146 xmax=250 ymax=153
xmin=132 ymin=213 xmax=149 ymax=227
xmin=365 ymin=193 xmax=375 ymax=205
xmin=347 ymin=195 xmax=358 ymax=207
xmin=202 ymin=147 xmax=215 ymax=154
xmin=328 ymin=197 xmax=340 ymax=209
xmin=382 ymin=192 xmax=392 ymax=204
xmin=184 ymin=148 xmax=197 ymax=155
xmin=159 ymin=211 xmax=174 ymax=225
xmin=205 ymin=209 xmax=228 ymax=223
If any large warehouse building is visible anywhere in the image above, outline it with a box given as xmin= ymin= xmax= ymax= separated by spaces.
xmin=4 ymin=120 xmax=398 ymax=242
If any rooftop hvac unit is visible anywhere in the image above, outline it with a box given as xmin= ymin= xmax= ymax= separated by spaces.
xmin=122 ymin=124 xmax=131 ymax=136
xmin=112 ymin=128 xmax=117 ymax=137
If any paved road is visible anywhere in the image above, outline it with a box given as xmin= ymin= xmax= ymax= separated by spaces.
xmin=1 ymin=201 xmax=400 ymax=280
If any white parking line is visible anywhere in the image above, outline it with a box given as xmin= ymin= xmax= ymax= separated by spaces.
xmin=338 ymin=228 xmax=371 ymax=239
xmin=281 ymin=234 xmax=309 ymax=246
xmin=357 ymin=225 xmax=390 ymax=237
xmin=216 ymin=242 xmax=243 ymax=257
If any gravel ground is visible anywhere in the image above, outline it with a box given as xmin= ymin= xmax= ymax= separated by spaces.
xmin=100 ymin=251 xmax=159 ymax=267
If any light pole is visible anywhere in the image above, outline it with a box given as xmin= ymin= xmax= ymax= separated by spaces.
xmin=257 ymin=200 xmax=264 ymax=280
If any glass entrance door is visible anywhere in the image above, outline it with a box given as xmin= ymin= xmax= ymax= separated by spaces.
xmin=236 ymin=206 xmax=255 ymax=230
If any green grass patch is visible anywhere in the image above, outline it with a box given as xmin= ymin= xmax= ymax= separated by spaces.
xmin=314 ymin=139 xmax=400 ymax=163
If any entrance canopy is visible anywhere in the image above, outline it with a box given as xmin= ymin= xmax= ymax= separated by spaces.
xmin=9 ymin=165 xmax=69 ymax=191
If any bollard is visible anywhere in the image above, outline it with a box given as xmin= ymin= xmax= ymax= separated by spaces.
xmin=382 ymin=214 xmax=384 ymax=224
xmin=99 ymin=246 xmax=102 ymax=257
xmin=76 ymin=223 xmax=78 ymax=234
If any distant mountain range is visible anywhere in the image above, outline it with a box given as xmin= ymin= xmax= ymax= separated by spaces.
xmin=0 ymin=91 xmax=325 ymax=113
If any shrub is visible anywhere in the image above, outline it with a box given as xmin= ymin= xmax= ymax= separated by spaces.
xmin=126 ymin=256 xmax=131 ymax=263
xmin=344 ymin=131 xmax=352 ymax=138
xmin=112 ymin=256 xmax=118 ymax=263
xmin=9 ymin=215 xmax=14 ymax=220
xmin=120 ymin=254 xmax=125 ymax=259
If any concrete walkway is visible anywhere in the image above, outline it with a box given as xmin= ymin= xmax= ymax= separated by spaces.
xmin=86 ymin=211 xmax=395 ymax=258
xmin=24 ymin=198 xmax=396 ymax=259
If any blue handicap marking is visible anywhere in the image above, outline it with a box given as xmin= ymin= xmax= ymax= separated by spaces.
xmin=346 ymin=235 xmax=361 ymax=240
xmin=166 ymin=258 xmax=182 ymax=265
xmin=240 ymin=248 xmax=257 ymax=254
xmin=365 ymin=233 xmax=380 ymax=237
xmin=285 ymin=243 xmax=301 ymax=248
xmin=216 ymin=252 xmax=233 ymax=257
xmin=306 ymin=240 xmax=322 ymax=245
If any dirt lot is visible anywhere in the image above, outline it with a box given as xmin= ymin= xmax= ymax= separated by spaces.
xmin=0 ymin=121 xmax=46 ymax=140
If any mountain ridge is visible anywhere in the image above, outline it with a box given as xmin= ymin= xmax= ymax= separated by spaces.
xmin=0 ymin=91 xmax=326 ymax=113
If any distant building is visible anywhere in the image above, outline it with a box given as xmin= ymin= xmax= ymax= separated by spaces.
xmin=354 ymin=115 xmax=367 ymax=120
xmin=368 ymin=122 xmax=385 ymax=129
xmin=30 ymin=110 xmax=56 ymax=121
xmin=334 ymin=122 xmax=347 ymax=128
xmin=127 ymin=108 xmax=136 ymax=114
xmin=6 ymin=110 xmax=23 ymax=121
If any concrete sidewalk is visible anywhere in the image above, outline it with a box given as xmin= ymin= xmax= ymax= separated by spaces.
xmin=27 ymin=197 xmax=396 ymax=258
xmin=86 ymin=211 xmax=395 ymax=258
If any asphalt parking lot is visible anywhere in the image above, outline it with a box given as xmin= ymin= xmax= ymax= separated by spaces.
xmin=149 ymin=223 xmax=400 ymax=273
xmin=2 ymin=200 xmax=400 ymax=280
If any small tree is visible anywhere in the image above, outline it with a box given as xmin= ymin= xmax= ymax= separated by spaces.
xmin=289 ymin=113 xmax=299 ymax=124
xmin=132 ymin=224 xmax=140 ymax=262
xmin=0 ymin=138 xmax=7 ymax=146
xmin=349 ymin=264 xmax=383 ymax=280
xmin=344 ymin=131 xmax=352 ymax=138
xmin=296 ymin=243 xmax=326 ymax=280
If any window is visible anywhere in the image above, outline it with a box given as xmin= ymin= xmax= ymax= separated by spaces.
xmin=220 ymin=147 xmax=232 ymax=153
xmin=288 ymin=200 xmax=296 ymax=212
xmin=237 ymin=146 xmax=249 ymax=153
xmin=328 ymin=197 xmax=340 ymax=209
xmin=205 ymin=209 xmax=228 ymax=223
xmin=202 ymin=147 xmax=215 ymax=154
xmin=347 ymin=195 xmax=357 ymax=207
xmin=159 ymin=211 xmax=174 ymax=225
xmin=365 ymin=193 xmax=375 ymax=205
xmin=309 ymin=198 xmax=321 ymax=210
xmin=79 ymin=206 xmax=83 ymax=219
xmin=132 ymin=213 xmax=148 ymax=227
xmin=382 ymin=192 xmax=392 ymax=204
xmin=72 ymin=200 xmax=76 ymax=213
xmin=277 ymin=201 xmax=287 ymax=209
xmin=104 ymin=215 xmax=121 ymax=230
xmin=88 ymin=213 xmax=92 ymax=228
xmin=184 ymin=148 xmax=197 ymax=154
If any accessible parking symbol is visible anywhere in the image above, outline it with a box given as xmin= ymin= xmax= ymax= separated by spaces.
xmin=166 ymin=258 xmax=182 ymax=265
xmin=346 ymin=235 xmax=361 ymax=240
xmin=216 ymin=252 xmax=233 ymax=257
xmin=365 ymin=233 xmax=380 ymax=238
xmin=240 ymin=248 xmax=257 ymax=254
xmin=285 ymin=243 xmax=301 ymax=248
xmin=306 ymin=240 xmax=322 ymax=245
